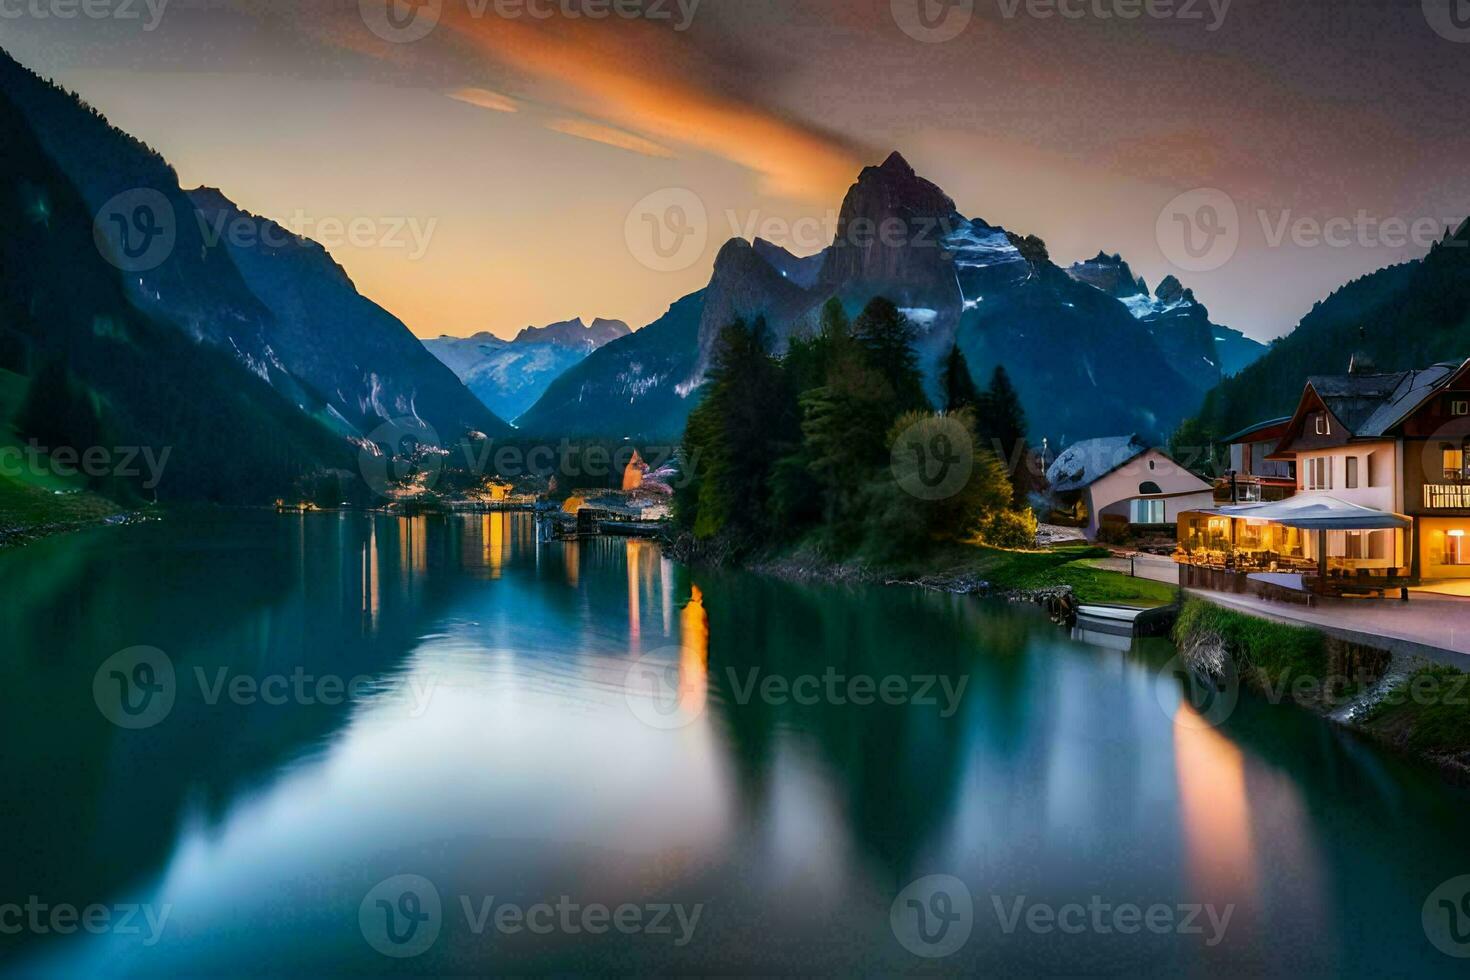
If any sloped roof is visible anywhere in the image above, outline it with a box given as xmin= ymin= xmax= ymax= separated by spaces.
xmin=1305 ymin=360 xmax=1464 ymax=437
xmin=1220 ymin=416 xmax=1292 ymax=445
xmin=1047 ymin=434 xmax=1148 ymax=492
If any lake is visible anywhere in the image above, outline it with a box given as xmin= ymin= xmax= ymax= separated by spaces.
xmin=2 ymin=511 xmax=1468 ymax=975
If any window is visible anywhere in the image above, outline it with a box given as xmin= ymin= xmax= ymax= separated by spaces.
xmin=1130 ymin=499 xmax=1166 ymax=524
xmin=1139 ymin=481 xmax=1162 ymax=495
xmin=1345 ymin=531 xmax=1364 ymax=560
xmin=1444 ymin=447 xmax=1465 ymax=482
xmin=1148 ymin=459 xmax=1157 ymax=471
xmin=1314 ymin=414 xmax=1331 ymax=436
xmin=1306 ymin=457 xmax=1332 ymax=490
xmin=1452 ymin=400 xmax=1470 ymax=417
xmin=1345 ymin=456 xmax=1359 ymax=489
xmin=1445 ymin=531 xmax=1470 ymax=565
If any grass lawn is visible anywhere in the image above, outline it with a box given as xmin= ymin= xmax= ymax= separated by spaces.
xmin=876 ymin=540 xmax=1179 ymax=607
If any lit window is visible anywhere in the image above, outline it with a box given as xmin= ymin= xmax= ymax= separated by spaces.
xmin=1446 ymin=530 xmax=1470 ymax=565
xmin=1444 ymin=448 xmax=1465 ymax=482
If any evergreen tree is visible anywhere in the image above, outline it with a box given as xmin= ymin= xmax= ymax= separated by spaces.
xmin=940 ymin=343 xmax=982 ymax=414
xmin=853 ymin=297 xmax=929 ymax=416
xmin=978 ymin=365 xmax=1032 ymax=505
xmin=676 ymin=317 xmax=797 ymax=545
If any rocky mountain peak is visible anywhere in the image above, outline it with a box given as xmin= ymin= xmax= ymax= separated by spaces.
xmin=1155 ymin=275 xmax=1193 ymax=306
xmin=1067 ymin=251 xmax=1146 ymax=299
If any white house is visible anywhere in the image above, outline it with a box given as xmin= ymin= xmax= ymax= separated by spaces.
xmin=1047 ymin=435 xmax=1216 ymax=541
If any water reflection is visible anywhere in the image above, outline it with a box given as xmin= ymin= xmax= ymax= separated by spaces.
xmin=2 ymin=512 xmax=1469 ymax=976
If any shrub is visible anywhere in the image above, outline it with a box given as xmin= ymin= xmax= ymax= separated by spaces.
xmin=980 ymin=508 xmax=1038 ymax=549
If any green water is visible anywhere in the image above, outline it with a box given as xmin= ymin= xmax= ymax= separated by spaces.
xmin=2 ymin=511 xmax=1468 ymax=976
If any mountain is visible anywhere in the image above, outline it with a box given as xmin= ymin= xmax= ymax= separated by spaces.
xmin=188 ymin=188 xmax=511 ymax=441
xmin=513 ymin=317 xmax=630 ymax=349
xmin=0 ymin=83 xmax=353 ymax=503
xmin=424 ymin=317 xmax=631 ymax=422
xmin=1066 ymin=252 xmax=1267 ymax=387
xmin=1184 ymin=220 xmax=1470 ymax=441
xmin=515 ymin=293 xmax=707 ymax=438
xmin=0 ymin=48 xmax=508 ymax=445
xmin=691 ymin=239 xmax=817 ymax=380
xmin=524 ymin=151 xmax=1232 ymax=445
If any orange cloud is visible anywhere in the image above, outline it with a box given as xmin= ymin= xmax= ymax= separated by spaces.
xmin=449 ymin=86 xmax=520 ymax=113
xmin=545 ymin=118 xmax=674 ymax=158
xmin=437 ymin=13 xmax=861 ymax=201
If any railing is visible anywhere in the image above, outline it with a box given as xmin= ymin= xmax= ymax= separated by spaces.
xmin=1424 ymin=484 xmax=1470 ymax=509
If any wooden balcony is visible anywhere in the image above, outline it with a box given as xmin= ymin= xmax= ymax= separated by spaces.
xmin=1424 ymin=484 xmax=1470 ymax=509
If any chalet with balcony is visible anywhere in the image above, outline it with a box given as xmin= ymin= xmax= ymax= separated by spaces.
xmin=1219 ymin=417 xmax=1296 ymax=503
xmin=1175 ymin=358 xmax=1470 ymax=595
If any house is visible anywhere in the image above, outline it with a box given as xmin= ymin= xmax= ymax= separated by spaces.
xmin=1219 ymin=417 xmax=1296 ymax=502
xmin=622 ymin=450 xmax=650 ymax=492
xmin=1175 ymin=357 xmax=1470 ymax=585
xmin=1046 ymin=435 xmax=1216 ymax=540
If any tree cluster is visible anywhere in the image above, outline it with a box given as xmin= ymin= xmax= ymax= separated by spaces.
xmin=676 ymin=297 xmax=1037 ymax=562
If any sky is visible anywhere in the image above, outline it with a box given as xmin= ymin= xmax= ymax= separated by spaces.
xmin=1 ymin=0 xmax=1467 ymax=342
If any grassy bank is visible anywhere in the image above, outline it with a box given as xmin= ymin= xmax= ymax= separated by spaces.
xmin=0 ymin=474 xmax=124 ymax=548
xmin=1360 ymin=666 xmax=1470 ymax=774
xmin=1173 ymin=596 xmax=1470 ymax=778
xmin=1173 ymin=596 xmax=1332 ymax=693
xmin=766 ymin=539 xmax=1179 ymax=607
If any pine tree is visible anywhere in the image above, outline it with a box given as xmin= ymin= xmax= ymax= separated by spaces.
xmin=978 ymin=365 xmax=1032 ymax=505
xmin=676 ymin=317 xmax=797 ymax=545
xmin=853 ymin=297 xmax=929 ymax=416
xmin=940 ymin=343 xmax=982 ymax=414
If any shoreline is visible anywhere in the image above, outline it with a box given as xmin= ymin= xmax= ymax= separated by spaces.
xmin=0 ymin=510 xmax=138 ymax=552
xmin=1173 ymin=596 xmax=1470 ymax=786
xmin=672 ymin=534 xmax=1470 ymax=787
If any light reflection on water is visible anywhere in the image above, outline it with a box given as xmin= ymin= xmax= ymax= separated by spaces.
xmin=0 ymin=511 xmax=1467 ymax=976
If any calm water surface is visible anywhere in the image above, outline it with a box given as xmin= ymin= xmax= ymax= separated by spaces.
xmin=1 ymin=511 xmax=1468 ymax=976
